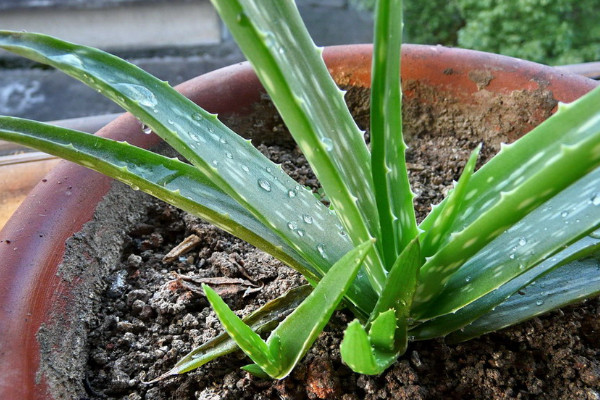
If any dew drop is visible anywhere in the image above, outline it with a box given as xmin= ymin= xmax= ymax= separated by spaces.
xmin=242 ymin=165 xmax=250 ymax=173
xmin=258 ymin=178 xmax=271 ymax=192
xmin=321 ymin=137 xmax=334 ymax=151
xmin=535 ymin=299 xmax=544 ymax=306
xmin=592 ymin=194 xmax=600 ymax=205
xmin=296 ymin=229 xmax=305 ymax=237
xmin=509 ymin=253 xmax=515 ymax=260
xmin=219 ymin=137 xmax=227 ymax=144
xmin=560 ymin=211 xmax=569 ymax=218
xmin=192 ymin=113 xmax=203 ymax=121
xmin=212 ymin=160 xmax=219 ymax=167
xmin=113 ymin=83 xmax=157 ymax=108
xmin=518 ymin=238 xmax=527 ymax=246
xmin=287 ymin=189 xmax=297 ymax=198
xmin=317 ymin=243 xmax=327 ymax=258
xmin=287 ymin=221 xmax=298 ymax=230
xmin=302 ymin=214 xmax=313 ymax=224
xmin=465 ymin=276 xmax=471 ymax=283
xmin=225 ymin=151 xmax=233 ymax=159
xmin=141 ymin=124 xmax=152 ymax=134
xmin=167 ymin=119 xmax=175 ymax=125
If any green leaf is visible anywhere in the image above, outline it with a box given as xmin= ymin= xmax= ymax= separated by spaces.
xmin=267 ymin=240 xmax=374 ymax=378
xmin=341 ymin=239 xmax=421 ymax=375
xmin=0 ymin=30 xmax=379 ymax=315
xmin=159 ymin=285 xmax=312 ymax=379
xmin=414 ymin=164 xmax=600 ymax=320
xmin=209 ymin=0 xmax=387 ymax=292
xmin=368 ymin=309 xmax=397 ymax=352
xmin=410 ymin=235 xmax=600 ymax=340
xmin=241 ymin=364 xmax=270 ymax=379
xmin=448 ymin=254 xmax=600 ymax=342
xmin=420 ymin=144 xmax=481 ymax=257
xmin=203 ymin=240 xmax=373 ymax=379
xmin=0 ymin=117 xmax=317 ymax=279
xmin=203 ymin=284 xmax=281 ymax=377
xmin=371 ymin=0 xmax=417 ymax=264
xmin=415 ymin=87 xmax=600 ymax=310
xmin=340 ymin=319 xmax=398 ymax=375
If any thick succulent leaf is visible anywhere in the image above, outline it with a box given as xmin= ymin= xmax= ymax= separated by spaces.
xmin=203 ymin=284 xmax=282 ymax=377
xmin=340 ymin=319 xmax=398 ymax=375
xmin=410 ymin=235 xmax=600 ymax=340
xmin=420 ymin=145 xmax=480 ymax=258
xmin=369 ymin=238 xmax=421 ymax=325
xmin=341 ymin=240 xmax=421 ymax=374
xmin=203 ymin=241 xmax=372 ymax=379
xmin=370 ymin=0 xmax=417 ymax=264
xmin=150 ymin=285 xmax=311 ymax=381
xmin=0 ymin=117 xmax=317 ymax=278
xmin=448 ymin=254 xmax=600 ymax=342
xmin=0 ymin=31 xmax=379 ymax=314
xmin=209 ymin=0 xmax=387 ymax=291
xmin=413 ymin=164 xmax=600 ymax=320
xmin=415 ymin=87 xmax=600 ymax=308
xmin=266 ymin=240 xmax=374 ymax=378
xmin=368 ymin=309 xmax=397 ymax=352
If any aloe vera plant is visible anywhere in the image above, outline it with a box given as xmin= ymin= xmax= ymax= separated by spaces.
xmin=2 ymin=0 xmax=600 ymax=380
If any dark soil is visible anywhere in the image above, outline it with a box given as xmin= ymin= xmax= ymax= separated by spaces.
xmin=79 ymin=84 xmax=600 ymax=400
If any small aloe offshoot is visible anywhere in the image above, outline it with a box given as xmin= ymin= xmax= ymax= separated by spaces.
xmin=1 ymin=0 xmax=600 ymax=380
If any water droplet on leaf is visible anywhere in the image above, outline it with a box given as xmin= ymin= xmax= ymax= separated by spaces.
xmin=258 ymin=178 xmax=271 ymax=192
xmin=321 ymin=137 xmax=333 ymax=151
xmin=317 ymin=243 xmax=327 ymax=258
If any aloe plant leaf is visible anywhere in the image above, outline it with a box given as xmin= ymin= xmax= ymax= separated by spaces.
xmin=370 ymin=0 xmax=417 ymax=265
xmin=241 ymin=364 xmax=270 ymax=379
xmin=420 ymin=144 xmax=481 ymax=258
xmin=203 ymin=284 xmax=282 ymax=377
xmin=410 ymin=235 xmax=600 ymax=340
xmin=266 ymin=240 xmax=374 ymax=378
xmin=340 ymin=319 xmax=398 ymax=375
xmin=368 ymin=309 xmax=397 ymax=352
xmin=341 ymin=239 xmax=421 ymax=374
xmin=149 ymin=285 xmax=311 ymax=381
xmin=447 ymin=254 xmax=600 ymax=343
xmin=0 ymin=31 xmax=379 ymax=315
xmin=369 ymin=238 xmax=421 ymax=325
xmin=414 ymin=164 xmax=600 ymax=320
xmin=203 ymin=241 xmax=373 ymax=379
xmin=209 ymin=0 xmax=387 ymax=292
xmin=414 ymin=87 xmax=600 ymax=309
xmin=0 ymin=117 xmax=322 ymax=279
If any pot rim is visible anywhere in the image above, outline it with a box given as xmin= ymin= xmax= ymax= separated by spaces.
xmin=0 ymin=44 xmax=597 ymax=399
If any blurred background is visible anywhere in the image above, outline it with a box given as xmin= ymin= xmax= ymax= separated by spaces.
xmin=0 ymin=0 xmax=598 ymax=227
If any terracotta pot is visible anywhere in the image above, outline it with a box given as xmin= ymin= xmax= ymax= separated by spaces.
xmin=0 ymin=44 xmax=597 ymax=399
